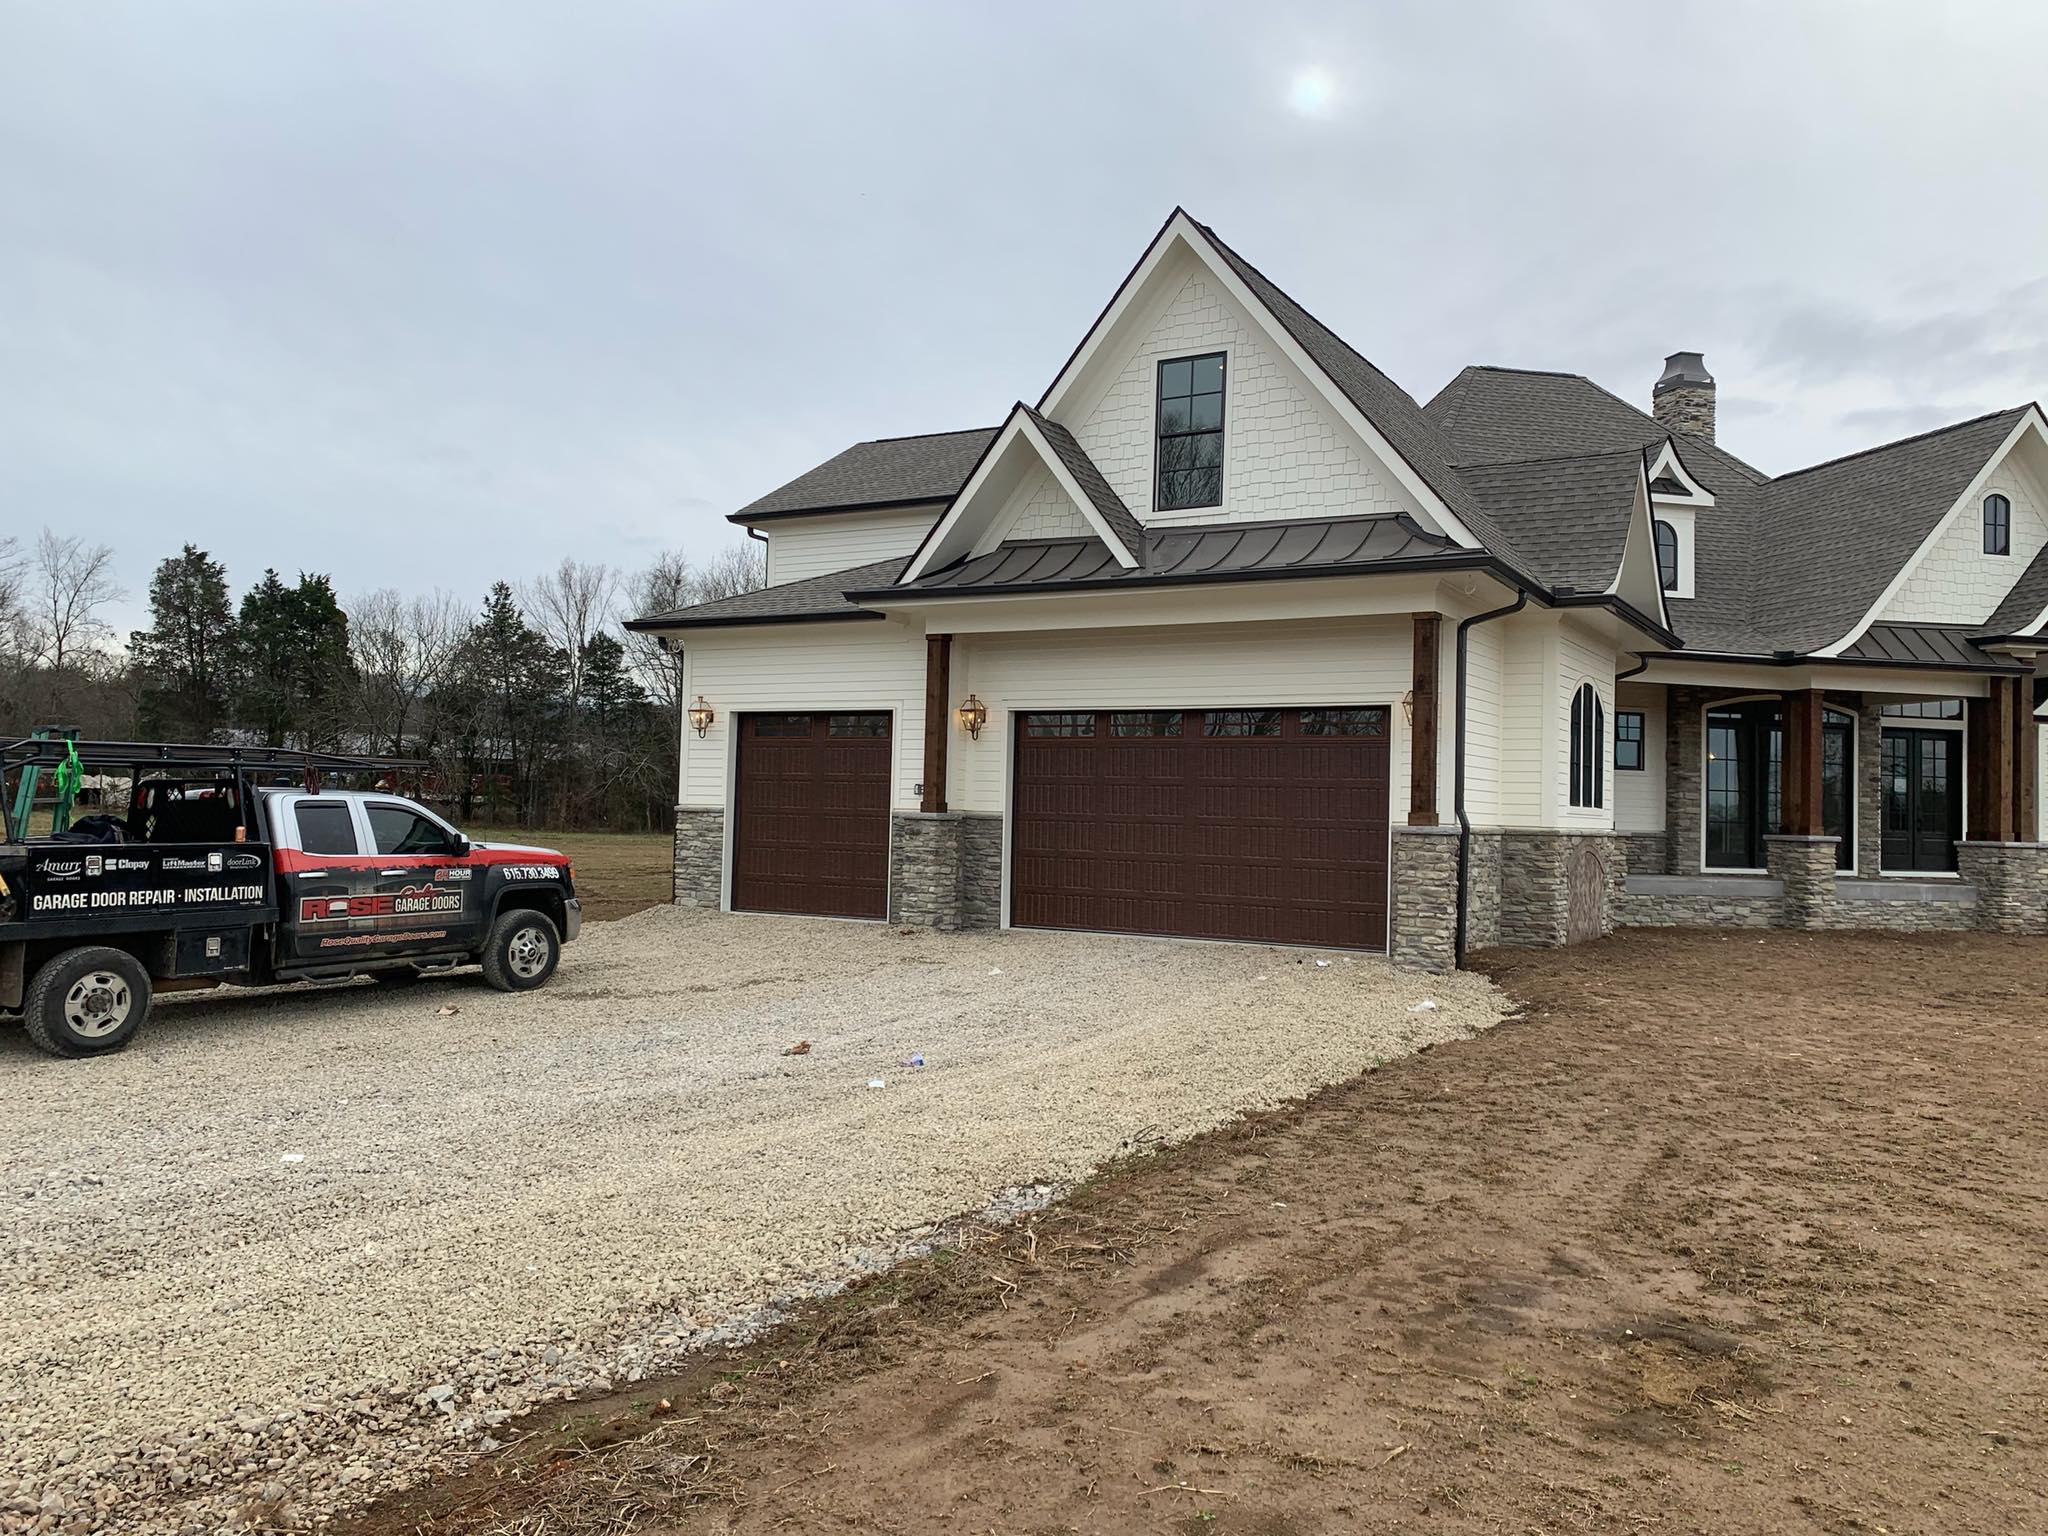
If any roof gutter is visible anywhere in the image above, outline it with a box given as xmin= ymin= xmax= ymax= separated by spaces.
xmin=1454 ymin=587 xmax=1528 ymax=968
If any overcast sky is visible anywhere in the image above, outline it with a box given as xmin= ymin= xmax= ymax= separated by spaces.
xmin=5 ymin=1 xmax=2046 ymax=637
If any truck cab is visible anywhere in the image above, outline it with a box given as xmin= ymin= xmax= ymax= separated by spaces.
xmin=1 ymin=738 xmax=582 ymax=1058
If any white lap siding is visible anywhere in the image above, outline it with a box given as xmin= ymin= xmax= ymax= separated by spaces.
xmin=764 ymin=508 xmax=942 ymax=587
xmin=947 ymin=618 xmax=1419 ymax=821
xmin=1614 ymin=682 xmax=1666 ymax=832
xmin=678 ymin=624 xmax=929 ymax=813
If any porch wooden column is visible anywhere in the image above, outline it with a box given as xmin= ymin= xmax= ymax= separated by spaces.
xmin=1408 ymin=612 xmax=1442 ymax=827
xmin=2022 ymin=674 xmax=2043 ymax=842
xmin=921 ymin=633 xmax=951 ymax=814
xmin=1967 ymin=678 xmax=2022 ymax=842
xmin=1781 ymin=689 xmax=1826 ymax=837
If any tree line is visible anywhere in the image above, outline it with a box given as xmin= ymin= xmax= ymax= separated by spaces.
xmin=0 ymin=532 xmax=760 ymax=831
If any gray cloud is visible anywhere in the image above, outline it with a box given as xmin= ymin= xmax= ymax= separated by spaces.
xmin=4 ymin=0 xmax=2046 ymax=633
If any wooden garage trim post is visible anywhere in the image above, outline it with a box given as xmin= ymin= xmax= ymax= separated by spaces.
xmin=1781 ymin=688 xmax=1825 ymax=837
xmin=1408 ymin=612 xmax=1441 ymax=827
xmin=922 ymin=633 xmax=951 ymax=814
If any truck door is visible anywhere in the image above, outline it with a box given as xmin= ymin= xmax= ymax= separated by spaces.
xmin=359 ymin=798 xmax=483 ymax=958
xmin=278 ymin=797 xmax=377 ymax=965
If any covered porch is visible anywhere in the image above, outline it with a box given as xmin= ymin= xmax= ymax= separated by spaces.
xmin=1615 ymin=652 xmax=2048 ymax=934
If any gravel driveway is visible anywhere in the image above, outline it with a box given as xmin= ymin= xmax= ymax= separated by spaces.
xmin=2 ymin=906 xmax=1505 ymax=1533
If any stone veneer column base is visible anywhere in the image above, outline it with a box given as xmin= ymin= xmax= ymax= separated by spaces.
xmin=1622 ymin=832 xmax=1668 ymax=875
xmin=889 ymin=812 xmax=1002 ymax=931
xmin=1956 ymin=841 xmax=2048 ymax=935
xmin=1764 ymin=835 xmax=1841 ymax=930
xmin=1390 ymin=825 xmax=1461 ymax=972
xmin=672 ymin=806 xmax=724 ymax=907
xmin=1497 ymin=829 xmax=1626 ymax=947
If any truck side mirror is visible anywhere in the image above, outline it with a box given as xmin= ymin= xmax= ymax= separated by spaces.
xmin=448 ymin=835 xmax=470 ymax=857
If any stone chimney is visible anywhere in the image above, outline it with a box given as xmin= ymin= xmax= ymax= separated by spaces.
xmin=1652 ymin=351 xmax=1715 ymax=440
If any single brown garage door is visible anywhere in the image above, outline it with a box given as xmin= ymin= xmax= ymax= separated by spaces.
xmin=733 ymin=712 xmax=891 ymax=919
xmin=1012 ymin=707 xmax=1390 ymax=949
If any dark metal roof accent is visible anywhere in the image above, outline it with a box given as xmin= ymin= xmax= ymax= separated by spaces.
xmin=731 ymin=429 xmax=997 ymax=522
xmin=624 ymin=557 xmax=903 ymax=630
xmin=1837 ymin=624 xmax=2025 ymax=671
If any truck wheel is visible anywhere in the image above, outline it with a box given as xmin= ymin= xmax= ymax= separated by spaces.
xmin=480 ymin=909 xmax=561 ymax=993
xmin=23 ymin=947 xmax=153 ymax=1058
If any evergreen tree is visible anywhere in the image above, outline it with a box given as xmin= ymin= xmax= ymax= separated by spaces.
xmin=233 ymin=570 xmax=355 ymax=748
xmin=131 ymin=545 xmax=235 ymax=739
xmin=579 ymin=632 xmax=646 ymax=735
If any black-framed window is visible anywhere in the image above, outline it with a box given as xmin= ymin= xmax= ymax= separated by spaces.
xmin=1654 ymin=520 xmax=1679 ymax=591
xmin=1984 ymin=493 xmax=2011 ymax=555
xmin=1569 ymin=683 xmax=1604 ymax=809
xmin=1881 ymin=699 xmax=1964 ymax=720
xmin=1616 ymin=710 xmax=1645 ymax=771
xmin=1156 ymin=352 xmax=1225 ymax=510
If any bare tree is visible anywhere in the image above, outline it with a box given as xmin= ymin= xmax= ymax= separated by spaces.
xmin=346 ymin=587 xmax=467 ymax=756
xmin=690 ymin=540 xmax=766 ymax=605
xmin=623 ymin=549 xmax=692 ymax=716
xmin=23 ymin=530 xmax=121 ymax=674
xmin=523 ymin=558 xmax=618 ymax=717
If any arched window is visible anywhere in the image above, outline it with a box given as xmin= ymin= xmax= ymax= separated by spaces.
xmin=1654 ymin=519 xmax=1680 ymax=591
xmin=1568 ymin=682 xmax=1605 ymax=809
xmin=1984 ymin=493 xmax=2011 ymax=555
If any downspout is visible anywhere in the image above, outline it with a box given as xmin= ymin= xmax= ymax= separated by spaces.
xmin=1454 ymin=590 xmax=1528 ymax=967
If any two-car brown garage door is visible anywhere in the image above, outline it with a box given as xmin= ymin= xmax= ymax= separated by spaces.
xmin=733 ymin=705 xmax=1391 ymax=949
xmin=1012 ymin=707 xmax=1391 ymax=949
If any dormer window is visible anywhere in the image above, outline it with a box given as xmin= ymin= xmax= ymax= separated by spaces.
xmin=1654 ymin=519 xmax=1680 ymax=592
xmin=1156 ymin=352 xmax=1225 ymax=510
xmin=1984 ymin=493 xmax=2011 ymax=555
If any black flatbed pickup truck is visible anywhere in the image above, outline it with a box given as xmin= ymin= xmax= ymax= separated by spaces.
xmin=1 ymin=739 xmax=580 ymax=1058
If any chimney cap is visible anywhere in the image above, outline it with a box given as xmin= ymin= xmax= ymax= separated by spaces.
xmin=1654 ymin=351 xmax=1714 ymax=394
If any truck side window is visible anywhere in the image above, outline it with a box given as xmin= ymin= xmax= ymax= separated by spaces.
xmin=295 ymin=802 xmax=360 ymax=856
xmin=367 ymin=803 xmax=454 ymax=856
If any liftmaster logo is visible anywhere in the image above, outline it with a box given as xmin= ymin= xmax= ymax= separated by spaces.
xmin=298 ymin=884 xmax=466 ymax=923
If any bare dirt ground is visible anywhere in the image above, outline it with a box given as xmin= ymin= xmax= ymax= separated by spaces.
xmin=469 ymin=827 xmax=672 ymax=923
xmin=337 ymin=928 xmax=2047 ymax=1536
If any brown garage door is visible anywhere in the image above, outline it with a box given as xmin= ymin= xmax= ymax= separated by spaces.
xmin=733 ymin=712 xmax=891 ymax=919
xmin=1012 ymin=707 xmax=1390 ymax=949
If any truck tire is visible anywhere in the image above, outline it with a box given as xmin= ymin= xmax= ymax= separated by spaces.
xmin=480 ymin=909 xmax=561 ymax=993
xmin=23 ymin=946 xmax=153 ymax=1058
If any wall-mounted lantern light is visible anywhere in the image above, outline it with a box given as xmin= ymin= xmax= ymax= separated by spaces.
xmin=956 ymin=694 xmax=987 ymax=740
xmin=1400 ymin=689 xmax=1415 ymax=728
xmin=687 ymin=696 xmax=715 ymax=738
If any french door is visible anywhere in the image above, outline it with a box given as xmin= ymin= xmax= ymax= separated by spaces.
xmin=1704 ymin=703 xmax=1854 ymax=871
xmin=1881 ymin=728 xmax=1962 ymax=874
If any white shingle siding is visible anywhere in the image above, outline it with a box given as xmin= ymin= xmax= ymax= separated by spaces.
xmin=765 ymin=508 xmax=941 ymax=586
xmin=1073 ymin=268 xmax=1415 ymax=529
xmin=986 ymin=462 xmax=1090 ymax=544
xmin=1614 ymin=681 xmax=1666 ymax=832
xmin=1880 ymin=457 xmax=2048 ymax=626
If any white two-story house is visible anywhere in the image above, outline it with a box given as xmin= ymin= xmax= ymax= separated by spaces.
xmin=629 ymin=210 xmax=2048 ymax=969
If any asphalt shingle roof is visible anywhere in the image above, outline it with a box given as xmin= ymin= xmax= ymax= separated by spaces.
xmin=1982 ymin=541 xmax=2048 ymax=637
xmin=1454 ymin=449 xmax=1644 ymax=596
xmin=732 ymin=429 xmax=996 ymax=520
xmin=624 ymin=557 xmax=902 ymax=629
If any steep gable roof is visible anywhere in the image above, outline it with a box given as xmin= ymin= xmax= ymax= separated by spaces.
xmin=1981 ymin=539 xmax=2048 ymax=639
xmin=1769 ymin=407 xmax=2032 ymax=653
xmin=731 ymin=428 xmax=997 ymax=521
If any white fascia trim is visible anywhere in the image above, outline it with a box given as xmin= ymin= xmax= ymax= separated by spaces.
xmin=1814 ymin=407 xmax=2048 ymax=657
xmin=1037 ymin=210 xmax=1482 ymax=550
xmin=1646 ymin=439 xmax=1715 ymax=506
xmin=1605 ymin=462 xmax=1673 ymax=631
xmin=898 ymin=411 xmax=1137 ymax=584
